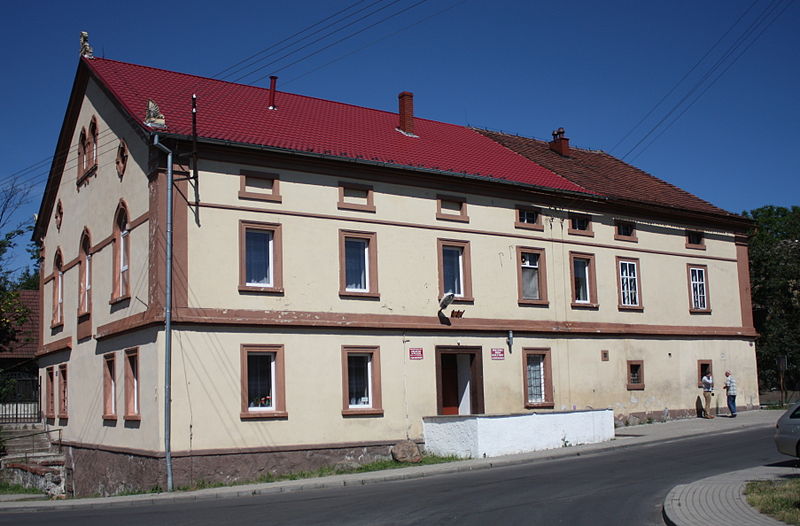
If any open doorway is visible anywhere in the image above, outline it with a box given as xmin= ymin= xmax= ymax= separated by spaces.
xmin=435 ymin=347 xmax=484 ymax=415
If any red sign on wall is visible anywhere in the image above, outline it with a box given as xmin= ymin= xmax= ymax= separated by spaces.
xmin=409 ymin=348 xmax=424 ymax=360
xmin=491 ymin=348 xmax=505 ymax=360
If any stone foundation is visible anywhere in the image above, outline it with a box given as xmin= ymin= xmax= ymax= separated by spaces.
xmin=615 ymin=404 xmax=754 ymax=427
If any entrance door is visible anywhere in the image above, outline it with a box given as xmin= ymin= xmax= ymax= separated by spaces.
xmin=436 ymin=347 xmax=484 ymax=415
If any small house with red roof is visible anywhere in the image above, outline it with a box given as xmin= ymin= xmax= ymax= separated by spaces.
xmin=33 ymin=43 xmax=757 ymax=495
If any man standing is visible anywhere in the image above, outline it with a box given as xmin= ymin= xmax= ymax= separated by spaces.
xmin=724 ymin=370 xmax=737 ymax=417
xmin=701 ymin=371 xmax=714 ymax=418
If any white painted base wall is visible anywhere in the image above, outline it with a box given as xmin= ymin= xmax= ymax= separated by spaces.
xmin=422 ymin=409 xmax=615 ymax=458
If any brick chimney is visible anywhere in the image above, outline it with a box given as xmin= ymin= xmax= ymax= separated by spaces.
xmin=549 ymin=128 xmax=570 ymax=156
xmin=398 ymin=91 xmax=415 ymax=136
xmin=268 ymin=76 xmax=278 ymax=110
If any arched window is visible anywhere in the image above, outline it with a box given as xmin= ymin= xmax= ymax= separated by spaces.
xmin=79 ymin=231 xmax=92 ymax=315
xmin=89 ymin=118 xmax=98 ymax=168
xmin=52 ymin=251 xmax=64 ymax=327
xmin=112 ymin=204 xmax=130 ymax=301
xmin=78 ymin=129 xmax=87 ymax=177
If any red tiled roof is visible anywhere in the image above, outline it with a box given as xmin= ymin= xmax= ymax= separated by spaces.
xmin=2 ymin=290 xmax=39 ymax=359
xmin=476 ymin=129 xmax=732 ymax=216
xmin=83 ymin=58 xmax=591 ymax=195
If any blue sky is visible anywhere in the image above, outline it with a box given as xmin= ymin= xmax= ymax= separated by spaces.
xmin=1 ymin=0 xmax=798 ymax=273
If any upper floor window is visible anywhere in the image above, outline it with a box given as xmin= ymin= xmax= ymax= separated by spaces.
xmin=239 ymin=221 xmax=283 ymax=293
xmin=54 ymin=201 xmax=63 ymax=231
xmin=52 ymin=251 xmax=64 ymax=328
xmin=688 ymin=264 xmax=711 ymax=313
xmin=112 ymin=205 xmax=130 ymax=302
xmin=615 ymin=221 xmax=637 ymax=242
xmin=436 ymin=195 xmax=469 ymax=223
xmin=570 ymin=252 xmax=597 ymax=308
xmin=78 ymin=231 xmax=92 ymax=316
xmin=78 ymin=128 xmax=88 ymax=177
xmin=240 ymin=344 xmax=287 ymax=419
xmin=686 ymin=230 xmax=705 ymax=250
xmin=568 ymin=214 xmax=594 ymax=237
xmin=88 ymin=118 xmax=98 ymax=168
xmin=339 ymin=230 xmax=379 ymax=298
xmin=517 ymin=247 xmax=548 ymax=305
xmin=338 ymin=182 xmax=375 ymax=212
xmin=239 ymin=170 xmax=281 ymax=203
xmin=438 ymin=239 xmax=473 ymax=302
xmin=115 ymin=140 xmax=128 ymax=178
xmin=515 ymin=206 xmax=544 ymax=231
xmin=617 ymin=257 xmax=642 ymax=310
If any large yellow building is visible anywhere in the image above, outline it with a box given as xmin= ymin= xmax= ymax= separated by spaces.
xmin=34 ymin=55 xmax=757 ymax=496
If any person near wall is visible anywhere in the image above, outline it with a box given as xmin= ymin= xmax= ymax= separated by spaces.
xmin=724 ymin=370 xmax=737 ymax=417
xmin=701 ymin=372 xmax=715 ymax=419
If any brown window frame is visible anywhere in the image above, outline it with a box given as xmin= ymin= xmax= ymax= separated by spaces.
xmin=614 ymin=221 xmax=638 ymax=242
xmin=78 ymin=230 xmax=92 ymax=317
xmin=339 ymin=230 xmax=379 ymax=298
xmin=239 ymin=170 xmax=282 ymax=203
xmin=687 ymin=263 xmax=711 ymax=313
xmin=58 ymin=364 xmax=68 ymax=419
xmin=516 ymin=246 xmax=548 ymax=306
xmin=626 ymin=360 xmax=645 ymax=390
xmin=338 ymin=182 xmax=375 ymax=212
xmin=616 ymin=256 xmax=643 ymax=311
xmin=238 ymin=220 xmax=284 ymax=294
xmin=436 ymin=195 xmax=469 ymax=223
xmin=103 ymin=353 xmax=117 ymax=420
xmin=341 ymin=346 xmax=383 ymax=416
xmin=686 ymin=230 xmax=706 ymax=250
xmin=515 ymin=206 xmax=544 ymax=231
xmin=437 ymin=238 xmax=474 ymax=303
xmin=51 ymin=250 xmax=64 ymax=328
xmin=115 ymin=139 xmax=128 ymax=178
xmin=54 ymin=200 xmax=63 ymax=231
xmin=111 ymin=203 xmax=131 ymax=304
xmin=124 ymin=348 xmax=141 ymax=421
xmin=568 ymin=213 xmax=594 ymax=237
xmin=697 ymin=360 xmax=713 ymax=388
xmin=523 ymin=348 xmax=554 ymax=409
xmin=240 ymin=344 xmax=287 ymax=419
xmin=45 ymin=367 xmax=55 ymax=419
xmin=569 ymin=251 xmax=598 ymax=308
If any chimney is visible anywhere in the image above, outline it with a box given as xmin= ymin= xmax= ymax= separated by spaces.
xmin=398 ymin=91 xmax=415 ymax=136
xmin=549 ymin=127 xmax=570 ymax=156
xmin=268 ymin=76 xmax=278 ymax=110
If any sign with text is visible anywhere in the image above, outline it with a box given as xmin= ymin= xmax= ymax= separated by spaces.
xmin=409 ymin=348 xmax=424 ymax=360
xmin=491 ymin=348 xmax=505 ymax=360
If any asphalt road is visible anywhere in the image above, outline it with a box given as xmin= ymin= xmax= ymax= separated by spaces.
xmin=0 ymin=425 xmax=784 ymax=525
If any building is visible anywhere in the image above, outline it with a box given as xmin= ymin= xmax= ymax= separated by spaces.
xmin=33 ymin=52 xmax=757 ymax=496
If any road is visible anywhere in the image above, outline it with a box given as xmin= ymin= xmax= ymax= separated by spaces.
xmin=0 ymin=425 xmax=784 ymax=525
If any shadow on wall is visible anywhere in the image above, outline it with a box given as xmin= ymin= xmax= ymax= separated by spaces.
xmin=695 ymin=396 xmax=704 ymax=418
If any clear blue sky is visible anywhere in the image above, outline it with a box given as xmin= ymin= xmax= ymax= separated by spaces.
xmin=1 ymin=0 xmax=798 ymax=273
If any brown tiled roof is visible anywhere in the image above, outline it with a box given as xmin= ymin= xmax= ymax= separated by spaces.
xmin=476 ymin=129 xmax=734 ymax=217
xmin=2 ymin=290 xmax=39 ymax=359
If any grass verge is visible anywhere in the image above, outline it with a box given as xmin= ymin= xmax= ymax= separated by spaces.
xmin=0 ymin=481 xmax=45 ymax=495
xmin=745 ymin=479 xmax=800 ymax=525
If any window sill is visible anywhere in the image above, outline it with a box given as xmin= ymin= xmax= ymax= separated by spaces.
xmin=618 ymin=305 xmax=644 ymax=312
xmin=435 ymin=213 xmax=470 ymax=223
xmin=339 ymin=291 xmax=380 ymax=299
xmin=689 ymin=308 xmax=712 ymax=314
xmin=567 ymin=229 xmax=594 ymax=237
xmin=238 ymin=285 xmax=284 ymax=294
xmin=525 ymin=402 xmax=554 ymax=409
xmin=45 ymin=413 xmax=56 ymax=420
xmin=519 ymin=299 xmax=549 ymax=307
xmin=338 ymin=202 xmax=376 ymax=213
xmin=57 ymin=413 xmax=68 ymax=420
xmin=571 ymin=302 xmax=599 ymax=309
xmin=685 ymin=243 xmax=706 ymax=250
xmin=240 ymin=411 xmax=288 ymax=420
xmin=238 ymin=190 xmax=282 ymax=203
xmin=515 ymin=222 xmax=544 ymax=231
xmin=77 ymin=310 xmax=91 ymax=319
xmin=76 ymin=164 xmax=98 ymax=187
xmin=627 ymin=384 xmax=645 ymax=391
xmin=451 ymin=297 xmax=475 ymax=305
xmin=109 ymin=294 xmax=131 ymax=306
xmin=102 ymin=414 xmax=117 ymax=421
xmin=50 ymin=321 xmax=64 ymax=330
xmin=614 ymin=235 xmax=638 ymax=243
xmin=123 ymin=414 xmax=141 ymax=422
xmin=342 ymin=408 xmax=384 ymax=417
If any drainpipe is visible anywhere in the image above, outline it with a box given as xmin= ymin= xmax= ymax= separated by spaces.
xmin=153 ymin=134 xmax=174 ymax=492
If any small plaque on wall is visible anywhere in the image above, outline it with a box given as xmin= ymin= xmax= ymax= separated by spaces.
xmin=409 ymin=348 xmax=424 ymax=360
xmin=491 ymin=348 xmax=505 ymax=360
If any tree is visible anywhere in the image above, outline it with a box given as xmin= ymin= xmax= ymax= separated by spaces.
xmin=743 ymin=205 xmax=800 ymax=392
xmin=0 ymin=179 xmax=34 ymax=352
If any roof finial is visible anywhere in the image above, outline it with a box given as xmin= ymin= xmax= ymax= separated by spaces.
xmin=144 ymin=99 xmax=166 ymax=128
xmin=80 ymin=31 xmax=94 ymax=59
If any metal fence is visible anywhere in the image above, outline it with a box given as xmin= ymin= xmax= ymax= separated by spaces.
xmin=0 ymin=373 xmax=40 ymax=423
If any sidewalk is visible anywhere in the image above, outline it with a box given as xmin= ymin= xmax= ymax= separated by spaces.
xmin=0 ymin=409 xmax=788 ymax=517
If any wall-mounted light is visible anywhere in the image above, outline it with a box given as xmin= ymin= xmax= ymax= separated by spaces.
xmin=506 ymin=330 xmax=513 ymax=352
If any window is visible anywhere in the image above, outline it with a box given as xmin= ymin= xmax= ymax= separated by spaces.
xmin=617 ymin=257 xmax=642 ymax=310
xmin=55 ymin=201 xmax=63 ymax=231
xmin=339 ymin=230 xmax=379 ymax=297
xmin=58 ymin=364 xmax=68 ymax=418
xmin=516 ymin=247 xmax=548 ymax=305
xmin=615 ymin=221 xmax=637 ymax=242
xmin=627 ymin=360 xmax=644 ymax=390
xmin=112 ymin=205 xmax=130 ymax=302
xmin=515 ymin=206 xmax=544 ymax=231
xmin=438 ymin=239 xmax=473 ymax=302
xmin=687 ymin=264 xmax=711 ymax=312
xmin=45 ymin=367 xmax=55 ymax=419
xmin=523 ymin=349 xmax=553 ymax=408
xmin=77 ymin=128 xmax=87 ymax=179
xmin=341 ymin=346 xmax=382 ymax=416
xmin=686 ymin=230 xmax=705 ymax=249
xmin=103 ymin=354 xmax=116 ymax=419
xmin=338 ymin=182 xmax=375 ymax=212
xmin=436 ymin=195 xmax=468 ymax=223
xmin=124 ymin=349 xmax=140 ymax=420
xmin=570 ymin=252 xmax=597 ymax=307
xmin=239 ymin=221 xmax=283 ymax=293
xmin=568 ymin=214 xmax=593 ymax=237
xmin=115 ymin=140 xmax=128 ymax=178
xmin=240 ymin=345 xmax=287 ymax=418
xmin=239 ymin=170 xmax=281 ymax=202
xmin=88 ymin=118 xmax=98 ymax=169
xmin=78 ymin=232 xmax=92 ymax=316
xmin=52 ymin=251 xmax=64 ymax=327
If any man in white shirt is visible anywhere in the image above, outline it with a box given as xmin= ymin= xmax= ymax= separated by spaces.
xmin=701 ymin=372 xmax=714 ymax=419
xmin=724 ymin=371 xmax=737 ymax=417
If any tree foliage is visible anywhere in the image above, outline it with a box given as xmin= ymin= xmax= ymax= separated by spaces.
xmin=744 ymin=205 xmax=800 ymax=390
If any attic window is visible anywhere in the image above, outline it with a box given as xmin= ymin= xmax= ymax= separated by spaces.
xmin=55 ymin=201 xmax=64 ymax=231
xmin=686 ymin=230 xmax=705 ymax=250
xmin=515 ymin=206 xmax=544 ymax=231
xmin=568 ymin=214 xmax=593 ymax=237
xmin=614 ymin=221 xmax=637 ymax=242
xmin=338 ymin=182 xmax=375 ymax=212
xmin=115 ymin=140 xmax=128 ymax=178
xmin=239 ymin=170 xmax=281 ymax=203
xmin=436 ymin=195 xmax=468 ymax=223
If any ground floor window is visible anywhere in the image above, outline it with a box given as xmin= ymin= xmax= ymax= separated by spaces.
xmin=124 ymin=349 xmax=140 ymax=420
xmin=523 ymin=348 xmax=553 ymax=408
xmin=627 ymin=360 xmax=645 ymax=390
xmin=240 ymin=344 xmax=286 ymax=418
xmin=341 ymin=346 xmax=382 ymax=416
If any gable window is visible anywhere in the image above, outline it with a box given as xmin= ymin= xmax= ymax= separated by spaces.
xmin=615 ymin=221 xmax=637 ymax=242
xmin=338 ymin=182 xmax=375 ymax=212
xmin=58 ymin=364 xmax=68 ymax=419
xmin=45 ymin=367 xmax=55 ymax=419
xmin=240 ymin=344 xmax=287 ymax=419
xmin=523 ymin=348 xmax=553 ymax=408
xmin=239 ymin=221 xmax=283 ymax=293
xmin=55 ymin=201 xmax=63 ymax=231
xmin=687 ymin=264 xmax=711 ymax=312
xmin=52 ymin=251 xmax=64 ymax=328
xmin=570 ymin=252 xmax=597 ymax=308
xmin=438 ymin=239 xmax=473 ymax=302
xmin=115 ymin=140 xmax=128 ymax=178
xmin=103 ymin=354 xmax=116 ymax=420
xmin=239 ymin=170 xmax=282 ymax=203
xmin=112 ymin=205 xmax=130 ymax=302
xmin=515 ymin=206 xmax=544 ymax=231
xmin=568 ymin=214 xmax=594 ymax=237
xmin=627 ymin=360 xmax=645 ymax=390
xmin=617 ymin=257 xmax=642 ymax=310
xmin=77 ymin=128 xmax=87 ymax=179
xmin=339 ymin=230 xmax=379 ymax=298
xmin=124 ymin=348 xmax=140 ymax=420
xmin=517 ymin=247 xmax=548 ymax=305
xmin=88 ymin=118 xmax=98 ymax=168
xmin=341 ymin=346 xmax=383 ymax=416
xmin=78 ymin=232 xmax=92 ymax=316
xmin=686 ymin=230 xmax=705 ymax=249
xmin=436 ymin=195 xmax=469 ymax=223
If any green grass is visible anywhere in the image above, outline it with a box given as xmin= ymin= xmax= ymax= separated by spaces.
xmin=745 ymin=479 xmax=800 ymax=525
xmin=0 ymin=481 xmax=45 ymax=495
